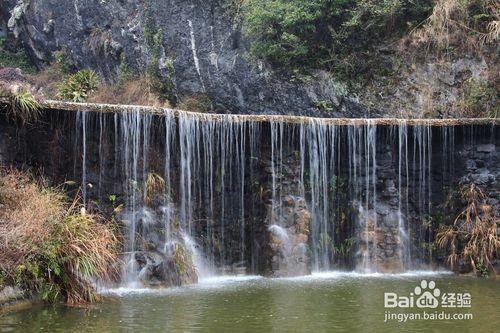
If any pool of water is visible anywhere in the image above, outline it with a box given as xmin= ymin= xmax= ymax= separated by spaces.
xmin=1 ymin=271 xmax=498 ymax=332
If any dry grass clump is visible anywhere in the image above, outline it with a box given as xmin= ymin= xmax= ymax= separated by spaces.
xmin=144 ymin=172 xmax=166 ymax=206
xmin=0 ymin=168 xmax=119 ymax=304
xmin=411 ymin=0 xmax=499 ymax=52
xmin=88 ymin=77 xmax=169 ymax=107
xmin=177 ymin=93 xmax=213 ymax=113
xmin=0 ymin=169 xmax=64 ymax=269
xmin=27 ymin=63 xmax=65 ymax=99
xmin=57 ymin=211 xmax=119 ymax=304
xmin=437 ymin=184 xmax=499 ymax=276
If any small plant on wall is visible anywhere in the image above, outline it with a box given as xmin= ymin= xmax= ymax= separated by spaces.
xmin=8 ymin=90 xmax=41 ymax=123
xmin=58 ymin=69 xmax=99 ymax=102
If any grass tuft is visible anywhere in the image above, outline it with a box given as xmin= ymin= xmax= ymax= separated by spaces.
xmin=437 ymin=184 xmax=499 ymax=276
xmin=10 ymin=90 xmax=41 ymax=123
xmin=144 ymin=172 xmax=166 ymax=206
xmin=0 ymin=168 xmax=119 ymax=304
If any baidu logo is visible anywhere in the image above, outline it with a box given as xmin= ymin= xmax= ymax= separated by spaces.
xmin=384 ymin=279 xmax=471 ymax=309
xmin=414 ymin=280 xmax=440 ymax=308
xmin=383 ymin=280 xmax=473 ymax=322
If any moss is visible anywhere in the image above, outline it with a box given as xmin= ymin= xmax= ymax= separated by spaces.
xmin=313 ymin=100 xmax=334 ymax=112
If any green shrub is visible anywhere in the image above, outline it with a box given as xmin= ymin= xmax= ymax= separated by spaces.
xmin=58 ymin=69 xmax=99 ymax=102
xmin=118 ymin=54 xmax=136 ymax=84
xmin=53 ymin=50 xmax=73 ymax=74
xmin=242 ymin=0 xmax=433 ymax=77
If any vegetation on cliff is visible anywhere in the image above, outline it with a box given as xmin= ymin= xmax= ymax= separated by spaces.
xmin=3 ymin=89 xmax=40 ymax=123
xmin=0 ymin=37 xmax=36 ymax=75
xmin=0 ymin=169 xmax=120 ymax=304
xmin=57 ymin=69 xmax=99 ymax=103
xmin=243 ymin=0 xmax=433 ymax=77
xmin=0 ymin=68 xmax=41 ymax=123
xmin=242 ymin=0 xmax=499 ymax=117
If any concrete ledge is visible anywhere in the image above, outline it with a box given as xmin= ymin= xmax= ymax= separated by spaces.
xmin=42 ymin=100 xmax=500 ymax=126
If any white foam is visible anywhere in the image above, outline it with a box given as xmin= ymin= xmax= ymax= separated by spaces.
xmin=100 ymin=275 xmax=263 ymax=297
xmin=198 ymin=275 xmax=262 ymax=285
xmin=100 ymin=287 xmax=170 ymax=297
xmin=280 ymin=270 xmax=453 ymax=281
xmin=101 ymin=271 xmax=453 ymax=297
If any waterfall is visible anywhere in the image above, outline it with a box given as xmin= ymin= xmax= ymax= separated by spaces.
xmin=397 ymin=123 xmax=411 ymax=270
xmin=72 ymin=106 xmax=497 ymax=281
xmin=76 ymin=111 xmax=88 ymax=206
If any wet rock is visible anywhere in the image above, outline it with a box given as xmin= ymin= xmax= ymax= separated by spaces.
xmin=263 ymin=155 xmax=311 ymax=277
xmin=465 ymin=159 xmax=477 ymax=170
xmin=134 ymin=246 xmax=198 ymax=288
xmin=0 ymin=286 xmax=24 ymax=304
xmin=476 ymin=144 xmax=495 ymax=153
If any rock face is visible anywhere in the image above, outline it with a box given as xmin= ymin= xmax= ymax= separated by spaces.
xmin=362 ymin=55 xmax=495 ymax=118
xmin=2 ymin=0 xmax=368 ymax=117
xmin=356 ymin=204 xmax=404 ymax=273
xmin=133 ymin=249 xmax=198 ymax=287
xmin=261 ymin=151 xmax=311 ymax=277
xmin=0 ymin=286 xmax=25 ymax=304
xmin=119 ymin=206 xmax=199 ymax=287
xmin=267 ymin=196 xmax=311 ymax=277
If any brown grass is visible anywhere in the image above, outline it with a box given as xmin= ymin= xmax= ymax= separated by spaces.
xmin=88 ymin=77 xmax=169 ymax=107
xmin=57 ymin=210 xmax=120 ymax=304
xmin=410 ymin=0 xmax=499 ymax=52
xmin=27 ymin=63 xmax=65 ymax=99
xmin=177 ymin=93 xmax=213 ymax=113
xmin=437 ymin=184 xmax=499 ymax=275
xmin=0 ymin=169 xmax=64 ymax=270
xmin=0 ymin=168 xmax=120 ymax=304
xmin=144 ymin=172 xmax=166 ymax=206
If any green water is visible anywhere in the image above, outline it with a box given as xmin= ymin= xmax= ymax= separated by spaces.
xmin=1 ymin=272 xmax=498 ymax=333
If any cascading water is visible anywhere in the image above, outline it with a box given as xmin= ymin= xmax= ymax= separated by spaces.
xmin=397 ymin=122 xmax=411 ymax=270
xmin=72 ymin=106 xmax=497 ymax=283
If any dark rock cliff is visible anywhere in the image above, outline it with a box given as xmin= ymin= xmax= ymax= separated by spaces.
xmin=2 ymin=0 xmax=369 ymax=117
